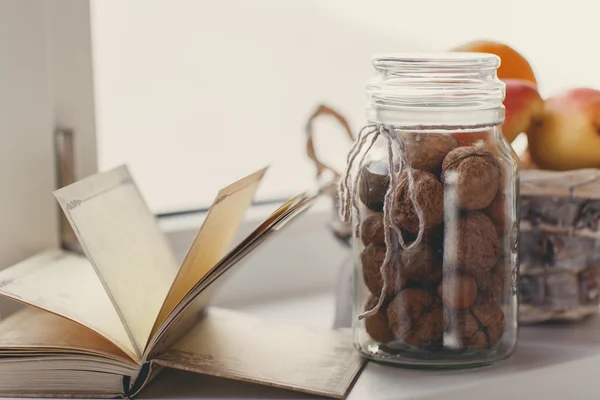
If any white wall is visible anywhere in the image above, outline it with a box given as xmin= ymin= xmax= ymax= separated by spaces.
xmin=47 ymin=0 xmax=98 ymax=182
xmin=0 ymin=0 xmax=58 ymax=271
xmin=90 ymin=0 xmax=600 ymax=214
xmin=0 ymin=0 xmax=97 ymax=315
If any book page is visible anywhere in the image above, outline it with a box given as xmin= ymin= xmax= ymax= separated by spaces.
xmin=154 ymin=308 xmax=365 ymax=399
xmin=146 ymin=193 xmax=313 ymax=356
xmin=0 ymin=249 xmax=137 ymax=361
xmin=53 ymin=165 xmax=180 ymax=356
xmin=0 ymin=306 xmax=133 ymax=366
xmin=151 ymin=167 xmax=268 ymax=336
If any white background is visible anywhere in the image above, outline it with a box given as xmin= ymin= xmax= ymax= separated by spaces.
xmin=90 ymin=0 xmax=600 ymax=214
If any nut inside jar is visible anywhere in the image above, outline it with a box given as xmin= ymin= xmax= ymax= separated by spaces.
xmin=352 ymin=129 xmax=516 ymax=357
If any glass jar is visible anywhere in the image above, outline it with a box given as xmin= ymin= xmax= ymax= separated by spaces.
xmin=339 ymin=53 xmax=519 ymax=368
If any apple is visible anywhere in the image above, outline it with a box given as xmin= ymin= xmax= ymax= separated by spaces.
xmin=527 ymin=88 xmax=600 ymax=171
xmin=502 ymin=79 xmax=544 ymax=143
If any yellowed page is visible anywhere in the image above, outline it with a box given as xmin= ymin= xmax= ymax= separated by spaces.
xmin=152 ymin=167 xmax=267 ymax=335
xmin=53 ymin=165 xmax=180 ymax=356
xmin=0 ymin=249 xmax=137 ymax=361
xmin=0 ymin=307 xmax=133 ymax=365
xmin=154 ymin=308 xmax=365 ymax=399
xmin=146 ymin=193 xmax=314 ymax=357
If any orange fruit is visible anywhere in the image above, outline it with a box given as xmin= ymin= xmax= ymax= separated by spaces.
xmin=451 ymin=40 xmax=537 ymax=85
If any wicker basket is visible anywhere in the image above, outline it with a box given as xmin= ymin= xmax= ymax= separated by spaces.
xmin=519 ymin=168 xmax=600 ymax=323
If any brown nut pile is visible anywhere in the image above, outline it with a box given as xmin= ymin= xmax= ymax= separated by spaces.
xmin=360 ymin=212 xmax=385 ymax=246
xmin=361 ymin=243 xmax=400 ymax=297
xmin=486 ymin=191 xmax=508 ymax=236
xmin=393 ymin=169 xmax=444 ymax=233
xmin=445 ymin=299 xmax=505 ymax=349
xmin=356 ymin=134 xmax=508 ymax=350
xmin=401 ymin=132 xmax=458 ymax=174
xmin=455 ymin=212 xmax=501 ymax=273
xmin=437 ymin=272 xmax=478 ymax=310
xmin=473 ymin=259 xmax=506 ymax=302
xmin=399 ymin=241 xmax=443 ymax=288
xmin=442 ymin=145 xmax=501 ymax=211
xmin=358 ymin=160 xmax=389 ymax=212
xmin=364 ymin=295 xmax=395 ymax=343
xmin=387 ymin=288 xmax=444 ymax=347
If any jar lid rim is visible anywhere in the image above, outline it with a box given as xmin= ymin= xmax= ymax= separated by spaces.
xmin=372 ymin=52 xmax=500 ymax=69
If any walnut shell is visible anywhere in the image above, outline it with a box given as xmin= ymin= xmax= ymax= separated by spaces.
xmin=437 ymin=272 xmax=478 ymax=310
xmin=361 ymin=243 xmax=399 ymax=297
xmin=401 ymin=132 xmax=458 ymax=174
xmin=486 ymin=191 xmax=508 ymax=236
xmin=393 ymin=169 xmax=444 ymax=233
xmin=358 ymin=160 xmax=389 ymax=212
xmin=455 ymin=212 xmax=500 ymax=273
xmin=360 ymin=213 xmax=385 ymax=246
xmin=473 ymin=259 xmax=506 ymax=303
xmin=386 ymin=288 xmax=444 ymax=347
xmin=399 ymin=241 xmax=443 ymax=288
xmin=364 ymin=295 xmax=394 ymax=343
xmin=446 ymin=299 xmax=505 ymax=349
xmin=442 ymin=145 xmax=501 ymax=211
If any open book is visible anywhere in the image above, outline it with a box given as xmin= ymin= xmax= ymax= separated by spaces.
xmin=0 ymin=166 xmax=364 ymax=398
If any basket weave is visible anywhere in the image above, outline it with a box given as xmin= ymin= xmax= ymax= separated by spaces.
xmin=519 ymin=168 xmax=600 ymax=323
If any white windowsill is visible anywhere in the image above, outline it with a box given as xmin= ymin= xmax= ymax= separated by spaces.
xmin=155 ymin=198 xmax=600 ymax=399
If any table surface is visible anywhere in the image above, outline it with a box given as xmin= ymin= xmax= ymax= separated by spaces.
xmin=136 ymin=292 xmax=600 ymax=400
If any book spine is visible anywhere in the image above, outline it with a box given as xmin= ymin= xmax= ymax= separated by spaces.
xmin=122 ymin=362 xmax=152 ymax=398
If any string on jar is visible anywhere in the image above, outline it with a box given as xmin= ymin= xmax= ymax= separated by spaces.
xmin=338 ymin=124 xmax=427 ymax=320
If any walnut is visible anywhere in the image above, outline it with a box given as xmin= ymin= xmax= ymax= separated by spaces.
xmin=442 ymin=145 xmax=501 ymax=211
xmin=364 ymin=295 xmax=394 ymax=343
xmin=486 ymin=191 xmax=508 ymax=236
xmin=361 ymin=243 xmax=399 ymax=296
xmin=393 ymin=169 xmax=444 ymax=233
xmin=386 ymin=288 xmax=444 ymax=347
xmin=446 ymin=299 xmax=504 ymax=349
xmin=401 ymin=132 xmax=458 ymax=174
xmin=473 ymin=259 xmax=506 ymax=303
xmin=437 ymin=272 xmax=478 ymax=310
xmin=358 ymin=160 xmax=389 ymax=212
xmin=454 ymin=212 xmax=500 ymax=273
xmin=360 ymin=212 xmax=385 ymax=245
xmin=399 ymin=241 xmax=442 ymax=288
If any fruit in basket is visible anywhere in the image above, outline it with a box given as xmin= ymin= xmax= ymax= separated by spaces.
xmin=502 ymin=79 xmax=544 ymax=143
xmin=451 ymin=40 xmax=537 ymax=85
xmin=527 ymin=88 xmax=600 ymax=170
xmin=449 ymin=80 xmax=543 ymax=145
